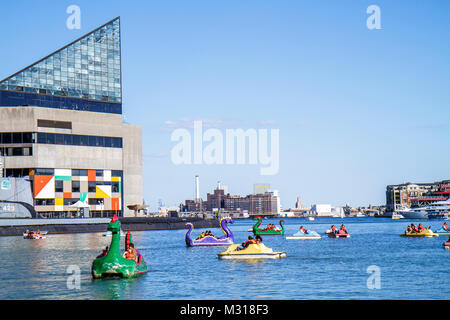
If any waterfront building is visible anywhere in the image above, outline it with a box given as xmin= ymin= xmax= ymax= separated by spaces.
xmin=385 ymin=180 xmax=450 ymax=212
xmin=0 ymin=17 xmax=142 ymax=218
xmin=182 ymin=180 xmax=280 ymax=216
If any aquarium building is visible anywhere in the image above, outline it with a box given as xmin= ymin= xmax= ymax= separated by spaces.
xmin=0 ymin=17 xmax=143 ymax=218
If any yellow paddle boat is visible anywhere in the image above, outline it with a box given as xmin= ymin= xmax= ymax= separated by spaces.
xmin=400 ymin=228 xmax=438 ymax=238
xmin=218 ymin=243 xmax=286 ymax=260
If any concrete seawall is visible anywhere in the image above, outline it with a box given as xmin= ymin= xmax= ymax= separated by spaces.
xmin=0 ymin=217 xmax=220 ymax=236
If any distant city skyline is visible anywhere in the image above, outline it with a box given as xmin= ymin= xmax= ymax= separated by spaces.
xmin=1 ymin=1 xmax=449 ymax=210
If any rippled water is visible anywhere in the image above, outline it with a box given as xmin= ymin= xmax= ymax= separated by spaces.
xmin=0 ymin=217 xmax=448 ymax=300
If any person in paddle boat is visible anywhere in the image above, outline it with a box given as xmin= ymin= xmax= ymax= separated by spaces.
xmin=409 ymin=223 xmax=418 ymax=233
xmin=339 ymin=224 xmax=348 ymax=234
xmin=196 ymin=231 xmax=206 ymax=240
xmin=442 ymin=222 xmax=448 ymax=231
xmin=124 ymin=243 xmax=139 ymax=262
xmin=255 ymin=235 xmax=262 ymax=244
xmin=97 ymin=246 xmax=109 ymax=258
xmin=238 ymin=236 xmax=255 ymax=250
xmin=205 ymin=230 xmax=215 ymax=238
xmin=299 ymin=226 xmax=309 ymax=234
xmin=330 ymin=225 xmax=337 ymax=234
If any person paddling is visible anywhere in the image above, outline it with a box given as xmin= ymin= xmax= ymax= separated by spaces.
xmin=443 ymin=222 xmax=449 ymax=231
xmin=340 ymin=224 xmax=348 ymax=234
xmin=299 ymin=226 xmax=309 ymax=234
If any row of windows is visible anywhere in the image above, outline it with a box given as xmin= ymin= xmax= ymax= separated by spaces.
xmin=37 ymin=211 xmax=120 ymax=218
xmin=34 ymin=168 xmax=122 ymax=176
xmin=0 ymin=132 xmax=33 ymax=144
xmin=2 ymin=168 xmax=122 ymax=178
xmin=36 ymin=132 xmax=122 ymax=148
xmin=0 ymin=147 xmax=32 ymax=157
xmin=35 ymin=198 xmax=114 ymax=206
xmin=0 ymin=90 xmax=123 ymax=114
xmin=0 ymin=132 xmax=123 ymax=148
xmin=56 ymin=180 xmax=120 ymax=193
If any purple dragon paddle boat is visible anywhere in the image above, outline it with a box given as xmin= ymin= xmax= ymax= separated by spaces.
xmin=185 ymin=217 xmax=234 ymax=247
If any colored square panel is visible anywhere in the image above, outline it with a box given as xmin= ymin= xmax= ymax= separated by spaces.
xmin=104 ymin=198 xmax=111 ymax=210
xmin=63 ymin=192 xmax=72 ymax=198
xmin=63 ymin=180 xmax=71 ymax=192
xmin=96 ymin=185 xmax=111 ymax=198
xmin=55 ymin=169 xmax=71 ymax=176
xmin=55 ymin=176 xmax=71 ymax=181
xmin=34 ymin=175 xmax=55 ymax=199
xmin=111 ymin=198 xmax=120 ymax=211
xmin=80 ymin=181 xmax=88 ymax=193
xmin=88 ymin=169 xmax=96 ymax=181
xmin=104 ymin=170 xmax=111 ymax=182
xmin=55 ymin=198 xmax=63 ymax=206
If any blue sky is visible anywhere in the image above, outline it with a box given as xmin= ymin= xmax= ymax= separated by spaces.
xmin=1 ymin=1 xmax=449 ymax=210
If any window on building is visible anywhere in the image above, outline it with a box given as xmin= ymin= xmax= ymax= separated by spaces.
xmin=55 ymin=180 xmax=64 ymax=193
xmin=72 ymin=181 xmax=80 ymax=193
xmin=112 ymin=182 xmax=119 ymax=193
xmin=88 ymin=181 xmax=96 ymax=192
xmin=34 ymin=168 xmax=54 ymax=175
xmin=35 ymin=199 xmax=55 ymax=206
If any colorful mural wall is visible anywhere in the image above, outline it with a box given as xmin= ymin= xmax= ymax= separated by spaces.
xmin=32 ymin=169 xmax=122 ymax=213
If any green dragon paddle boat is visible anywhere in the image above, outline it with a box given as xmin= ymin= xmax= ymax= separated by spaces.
xmin=252 ymin=216 xmax=285 ymax=235
xmin=91 ymin=215 xmax=148 ymax=279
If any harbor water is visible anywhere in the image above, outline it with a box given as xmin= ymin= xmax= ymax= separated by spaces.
xmin=0 ymin=217 xmax=448 ymax=300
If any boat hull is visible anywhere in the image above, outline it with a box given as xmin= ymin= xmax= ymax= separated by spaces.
xmin=286 ymin=235 xmax=321 ymax=240
xmin=187 ymin=236 xmax=233 ymax=247
xmin=218 ymin=252 xmax=286 ymax=260
xmin=217 ymin=244 xmax=286 ymax=260
xmin=286 ymin=231 xmax=321 ymax=240
xmin=400 ymin=230 xmax=438 ymax=238
xmin=400 ymin=211 xmax=429 ymax=219
xmin=434 ymin=228 xmax=450 ymax=235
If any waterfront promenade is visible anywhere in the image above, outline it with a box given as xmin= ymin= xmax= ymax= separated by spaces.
xmin=0 ymin=216 xmax=219 ymax=236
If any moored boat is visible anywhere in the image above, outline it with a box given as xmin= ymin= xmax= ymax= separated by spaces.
xmin=185 ymin=217 xmax=234 ymax=247
xmin=443 ymin=241 xmax=450 ymax=249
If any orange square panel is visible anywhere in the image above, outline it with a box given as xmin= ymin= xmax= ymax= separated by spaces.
xmin=88 ymin=169 xmax=96 ymax=181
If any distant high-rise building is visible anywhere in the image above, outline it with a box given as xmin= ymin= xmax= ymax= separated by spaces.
xmin=295 ymin=197 xmax=302 ymax=209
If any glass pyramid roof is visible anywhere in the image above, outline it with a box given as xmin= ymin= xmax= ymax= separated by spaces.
xmin=0 ymin=17 xmax=121 ymax=104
